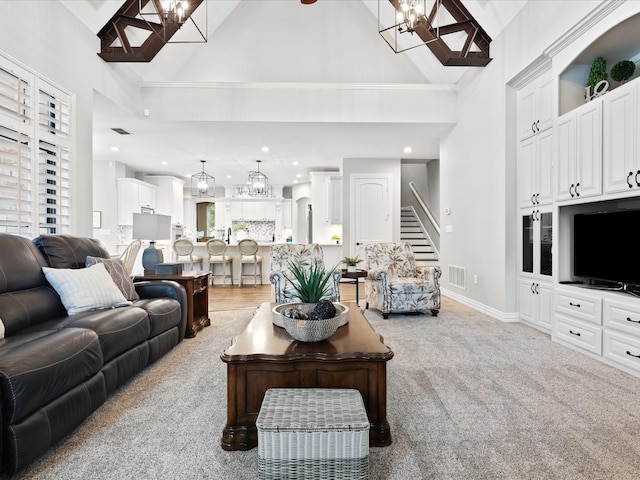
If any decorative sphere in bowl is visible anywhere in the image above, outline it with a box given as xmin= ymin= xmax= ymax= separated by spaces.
xmin=272 ymin=302 xmax=350 ymax=340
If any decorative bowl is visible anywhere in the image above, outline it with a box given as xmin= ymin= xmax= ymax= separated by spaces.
xmin=272 ymin=302 xmax=350 ymax=342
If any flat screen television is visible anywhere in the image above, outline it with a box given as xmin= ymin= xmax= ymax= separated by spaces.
xmin=574 ymin=208 xmax=640 ymax=293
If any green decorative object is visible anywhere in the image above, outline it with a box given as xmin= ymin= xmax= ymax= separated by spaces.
xmin=611 ymin=60 xmax=636 ymax=84
xmin=283 ymin=260 xmax=336 ymax=303
xmin=586 ymin=56 xmax=608 ymax=90
xmin=342 ymin=256 xmax=363 ymax=267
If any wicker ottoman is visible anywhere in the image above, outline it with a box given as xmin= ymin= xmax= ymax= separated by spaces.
xmin=256 ymin=388 xmax=370 ymax=480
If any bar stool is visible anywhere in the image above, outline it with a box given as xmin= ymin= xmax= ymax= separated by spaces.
xmin=172 ymin=238 xmax=203 ymax=272
xmin=206 ymin=239 xmax=233 ymax=286
xmin=238 ymin=238 xmax=262 ymax=287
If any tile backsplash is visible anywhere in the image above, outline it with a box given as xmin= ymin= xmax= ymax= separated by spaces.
xmin=233 ymin=220 xmax=275 ymax=242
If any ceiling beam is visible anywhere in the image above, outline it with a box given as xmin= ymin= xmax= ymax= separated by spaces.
xmin=97 ymin=0 xmax=205 ymax=62
xmin=388 ymin=0 xmax=492 ymax=67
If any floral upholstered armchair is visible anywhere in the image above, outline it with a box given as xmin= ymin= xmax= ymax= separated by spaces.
xmin=364 ymin=242 xmax=441 ymax=319
xmin=269 ymin=243 xmax=341 ymax=303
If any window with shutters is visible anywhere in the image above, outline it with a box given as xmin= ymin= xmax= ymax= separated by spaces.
xmin=0 ymin=54 xmax=71 ymax=236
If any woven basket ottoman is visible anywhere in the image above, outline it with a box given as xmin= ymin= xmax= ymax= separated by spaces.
xmin=256 ymin=388 xmax=370 ymax=480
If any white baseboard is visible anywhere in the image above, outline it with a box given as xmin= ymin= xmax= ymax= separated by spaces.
xmin=441 ymin=288 xmax=519 ymax=323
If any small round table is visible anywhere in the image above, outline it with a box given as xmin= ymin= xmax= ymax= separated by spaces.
xmin=340 ymin=269 xmax=367 ymax=306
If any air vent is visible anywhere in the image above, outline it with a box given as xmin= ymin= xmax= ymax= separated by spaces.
xmin=111 ymin=127 xmax=131 ymax=135
xmin=448 ymin=265 xmax=466 ymax=290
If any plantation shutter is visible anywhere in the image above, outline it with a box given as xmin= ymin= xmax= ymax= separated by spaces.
xmin=38 ymin=84 xmax=71 ymax=234
xmin=0 ymin=59 xmax=34 ymax=235
xmin=0 ymin=54 xmax=72 ymax=236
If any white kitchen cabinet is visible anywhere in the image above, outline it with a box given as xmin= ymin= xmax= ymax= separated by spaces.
xmin=518 ymin=74 xmax=554 ymax=141
xmin=518 ymin=128 xmax=553 ymax=207
xmin=230 ymin=201 xmax=277 ymax=221
xmin=327 ymin=176 xmax=342 ymax=224
xmin=117 ymin=178 xmax=158 ymax=225
xmin=144 ymin=176 xmax=184 ymax=224
xmin=555 ymin=101 xmax=602 ymax=201
xmin=603 ymin=81 xmax=639 ymax=194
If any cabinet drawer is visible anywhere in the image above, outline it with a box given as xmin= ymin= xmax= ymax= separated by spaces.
xmin=555 ymin=289 xmax=601 ymax=325
xmin=554 ymin=314 xmax=602 ymax=355
xmin=603 ymin=330 xmax=640 ymax=375
xmin=603 ymin=298 xmax=640 ymax=337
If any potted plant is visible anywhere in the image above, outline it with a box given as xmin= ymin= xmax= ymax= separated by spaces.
xmin=284 ymin=260 xmax=336 ymax=304
xmin=342 ymin=255 xmax=362 ymax=273
xmin=611 ymin=60 xmax=636 ymax=85
xmin=331 ymin=234 xmax=341 ymax=244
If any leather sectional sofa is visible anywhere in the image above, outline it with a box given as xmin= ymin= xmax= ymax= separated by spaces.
xmin=0 ymin=234 xmax=188 ymax=474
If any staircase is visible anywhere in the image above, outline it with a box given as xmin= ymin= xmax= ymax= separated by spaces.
xmin=401 ymin=207 xmax=438 ymax=267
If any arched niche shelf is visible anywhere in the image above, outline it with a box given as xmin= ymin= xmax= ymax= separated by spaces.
xmin=559 ymin=12 xmax=640 ymax=116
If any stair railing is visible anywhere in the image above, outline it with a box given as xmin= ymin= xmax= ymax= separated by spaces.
xmin=409 ymin=181 xmax=440 ymax=235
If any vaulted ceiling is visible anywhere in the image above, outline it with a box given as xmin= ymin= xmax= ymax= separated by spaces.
xmin=62 ymin=0 xmax=527 ymax=188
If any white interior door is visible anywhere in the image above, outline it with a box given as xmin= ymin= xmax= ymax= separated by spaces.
xmin=350 ymin=174 xmax=392 ymax=259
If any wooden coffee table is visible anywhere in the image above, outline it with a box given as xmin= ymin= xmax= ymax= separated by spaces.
xmin=220 ymin=302 xmax=394 ymax=451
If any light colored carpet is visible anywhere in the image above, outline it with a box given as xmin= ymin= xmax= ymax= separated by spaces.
xmin=8 ymin=297 xmax=640 ymax=479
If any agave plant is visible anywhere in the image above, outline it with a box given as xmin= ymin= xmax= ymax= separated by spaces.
xmin=283 ymin=260 xmax=335 ymax=304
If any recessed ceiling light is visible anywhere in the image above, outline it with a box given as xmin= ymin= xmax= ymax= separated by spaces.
xmin=296 ymin=174 xmax=302 ymax=178
xmin=226 ymin=175 xmax=232 ymax=179
xmin=111 ymin=146 xmax=119 ymax=152
xmin=292 ymin=161 xmax=299 ymax=166
xmin=261 ymin=146 xmax=269 ymax=152
xmin=161 ymin=160 xmax=167 ymax=165
xmin=403 ymin=146 xmax=412 ymax=154
xmin=293 ymin=180 xmax=298 ymax=184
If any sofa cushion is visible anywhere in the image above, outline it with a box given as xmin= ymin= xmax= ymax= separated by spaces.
xmin=86 ymin=256 xmax=140 ymax=301
xmin=0 ymin=234 xmax=49 ymax=293
xmin=43 ymin=263 xmax=132 ymax=315
xmin=33 ymin=234 xmax=110 ymax=269
xmin=0 ymin=287 xmax=67 ymax=336
xmin=132 ymin=298 xmax=182 ymax=338
xmin=0 ymin=327 xmax=103 ymax=425
xmin=59 ymin=307 xmax=151 ymax=362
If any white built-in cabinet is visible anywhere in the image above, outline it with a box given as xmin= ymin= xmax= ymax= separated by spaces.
xmin=144 ymin=176 xmax=184 ymax=225
xmin=518 ymin=128 xmax=553 ymax=207
xmin=117 ymin=178 xmax=157 ymax=225
xmin=603 ymin=81 xmax=640 ymax=194
xmin=555 ymin=100 xmax=602 ymax=201
xmin=517 ymin=74 xmax=554 ymax=142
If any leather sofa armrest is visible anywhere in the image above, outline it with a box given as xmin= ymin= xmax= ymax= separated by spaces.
xmin=135 ymin=280 xmax=189 ymax=342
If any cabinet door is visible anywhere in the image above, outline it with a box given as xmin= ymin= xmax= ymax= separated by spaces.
xmin=518 ymin=138 xmax=537 ymax=207
xmin=117 ymin=180 xmax=138 ymax=225
xmin=536 ymin=75 xmax=555 ymax=134
xmin=518 ymin=85 xmax=538 ymax=141
xmin=537 ymin=129 xmax=554 ymax=206
xmin=574 ymin=101 xmax=602 ymax=199
xmin=138 ymin=183 xmax=156 ymax=208
xmin=327 ymin=176 xmax=343 ymax=224
xmin=537 ymin=282 xmax=553 ymax=330
xmin=603 ymin=83 xmax=637 ymax=194
xmin=556 ymin=112 xmax=576 ymax=201
xmin=518 ymin=278 xmax=536 ymax=323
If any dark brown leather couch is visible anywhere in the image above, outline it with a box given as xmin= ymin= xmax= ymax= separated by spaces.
xmin=0 ymin=234 xmax=188 ymax=474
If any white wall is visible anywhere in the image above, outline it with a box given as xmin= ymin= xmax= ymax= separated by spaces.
xmin=0 ymin=1 xmax=142 ymax=237
xmin=440 ymin=0 xmax=610 ymax=316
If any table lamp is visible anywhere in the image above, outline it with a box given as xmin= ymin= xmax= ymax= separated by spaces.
xmin=132 ymin=213 xmax=171 ymax=274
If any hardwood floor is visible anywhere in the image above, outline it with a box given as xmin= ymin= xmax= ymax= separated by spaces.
xmin=208 ymin=281 xmax=361 ymax=311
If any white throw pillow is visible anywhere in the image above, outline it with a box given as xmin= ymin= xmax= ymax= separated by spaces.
xmin=0 ymin=317 xmax=4 ymax=339
xmin=43 ymin=263 xmax=132 ymax=315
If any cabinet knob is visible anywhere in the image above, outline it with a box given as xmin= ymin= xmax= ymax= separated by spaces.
xmin=626 ymin=351 xmax=640 ymax=359
xmin=636 ymin=170 xmax=640 ymax=187
xmin=531 ymin=122 xmax=536 ymax=134
xmin=569 ymin=184 xmax=575 ymax=197
xmin=575 ymin=182 xmax=580 ymax=196
xmin=569 ymin=330 xmax=581 ymax=337
xmin=536 ymin=120 xmax=540 ymax=132
xmin=628 ymin=172 xmax=634 ymax=188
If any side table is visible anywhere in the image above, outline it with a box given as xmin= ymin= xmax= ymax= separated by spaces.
xmin=134 ymin=271 xmax=211 ymax=338
xmin=340 ymin=269 xmax=367 ymax=306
